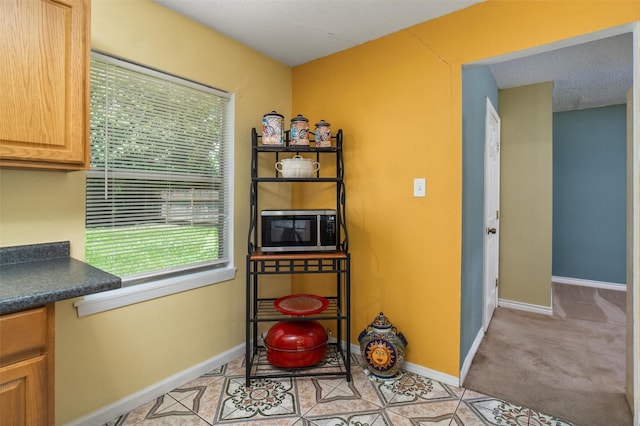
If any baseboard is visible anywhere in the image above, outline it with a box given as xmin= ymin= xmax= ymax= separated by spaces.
xmin=350 ymin=343 xmax=460 ymax=388
xmin=459 ymin=327 xmax=485 ymax=386
xmin=402 ymin=360 xmax=460 ymax=387
xmin=552 ymin=275 xmax=626 ymax=292
xmin=498 ymin=298 xmax=553 ymax=316
xmin=66 ymin=343 xmax=245 ymax=426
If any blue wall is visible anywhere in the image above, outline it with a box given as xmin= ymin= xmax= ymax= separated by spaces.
xmin=553 ymin=105 xmax=627 ymax=284
xmin=460 ymin=66 xmax=498 ymax=369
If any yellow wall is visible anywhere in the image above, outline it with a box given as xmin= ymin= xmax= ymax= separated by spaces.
xmin=292 ymin=0 xmax=640 ymax=376
xmin=1 ymin=0 xmax=638 ymax=422
xmin=0 ymin=171 xmax=86 ymax=252
xmin=0 ymin=0 xmax=291 ymax=423
xmin=499 ymin=83 xmax=553 ymax=306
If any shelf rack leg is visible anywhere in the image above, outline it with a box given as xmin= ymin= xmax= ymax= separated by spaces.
xmin=245 ymin=255 xmax=252 ymax=387
xmin=346 ymin=253 xmax=351 ymax=381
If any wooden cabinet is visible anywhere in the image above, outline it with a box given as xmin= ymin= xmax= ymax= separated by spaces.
xmin=0 ymin=305 xmax=55 ymax=426
xmin=0 ymin=0 xmax=90 ymax=170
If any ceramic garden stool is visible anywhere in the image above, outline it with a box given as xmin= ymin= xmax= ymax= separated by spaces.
xmin=358 ymin=312 xmax=408 ymax=380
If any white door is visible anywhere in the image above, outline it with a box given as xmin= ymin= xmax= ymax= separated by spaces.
xmin=483 ymin=97 xmax=500 ymax=331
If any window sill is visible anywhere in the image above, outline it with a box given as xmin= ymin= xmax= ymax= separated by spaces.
xmin=73 ymin=265 xmax=237 ymax=317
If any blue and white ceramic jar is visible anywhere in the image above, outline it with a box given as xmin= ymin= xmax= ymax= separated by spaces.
xmin=262 ymin=111 xmax=284 ymax=145
xmin=314 ymin=119 xmax=331 ymax=147
xmin=290 ymin=114 xmax=309 ymax=146
xmin=358 ymin=312 xmax=408 ymax=379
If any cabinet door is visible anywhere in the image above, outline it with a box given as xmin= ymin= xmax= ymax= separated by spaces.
xmin=0 ymin=307 xmax=47 ymax=362
xmin=0 ymin=0 xmax=89 ymax=170
xmin=0 ymin=355 xmax=48 ymax=425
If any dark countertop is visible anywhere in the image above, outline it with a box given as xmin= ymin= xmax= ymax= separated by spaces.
xmin=0 ymin=241 xmax=121 ymax=315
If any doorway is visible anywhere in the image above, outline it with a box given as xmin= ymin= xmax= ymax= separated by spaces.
xmin=461 ymin=23 xmax=639 ymax=424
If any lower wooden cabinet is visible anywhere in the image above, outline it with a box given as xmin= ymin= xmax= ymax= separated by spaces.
xmin=0 ymin=305 xmax=54 ymax=425
xmin=0 ymin=355 xmax=47 ymax=425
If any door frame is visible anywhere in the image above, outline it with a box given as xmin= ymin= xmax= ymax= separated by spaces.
xmin=469 ymin=22 xmax=639 ymax=423
xmin=628 ymin=25 xmax=639 ymax=420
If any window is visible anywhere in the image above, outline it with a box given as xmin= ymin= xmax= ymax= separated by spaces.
xmin=76 ymin=52 xmax=235 ymax=316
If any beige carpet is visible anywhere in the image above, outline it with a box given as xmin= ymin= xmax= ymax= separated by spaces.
xmin=462 ymin=283 xmax=632 ymax=426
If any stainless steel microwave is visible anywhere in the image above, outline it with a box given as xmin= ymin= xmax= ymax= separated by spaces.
xmin=261 ymin=209 xmax=337 ymax=252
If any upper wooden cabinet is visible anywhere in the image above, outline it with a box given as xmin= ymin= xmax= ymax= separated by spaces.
xmin=0 ymin=0 xmax=90 ymax=170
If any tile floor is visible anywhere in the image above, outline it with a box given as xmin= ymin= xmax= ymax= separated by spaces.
xmin=104 ymin=349 xmax=575 ymax=426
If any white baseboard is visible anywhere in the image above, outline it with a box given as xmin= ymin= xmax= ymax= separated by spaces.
xmin=459 ymin=327 xmax=484 ymax=386
xmin=66 ymin=344 xmax=245 ymax=426
xmin=350 ymin=343 xmax=460 ymax=388
xmin=498 ymin=298 xmax=553 ymax=316
xmin=402 ymin=360 xmax=460 ymax=388
xmin=552 ymin=275 xmax=626 ymax=291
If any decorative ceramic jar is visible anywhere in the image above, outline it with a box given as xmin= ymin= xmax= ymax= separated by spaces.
xmin=314 ymin=120 xmax=331 ymax=147
xmin=358 ymin=312 xmax=408 ymax=379
xmin=262 ymin=111 xmax=284 ymax=145
xmin=290 ymin=114 xmax=310 ymax=146
xmin=275 ymin=155 xmax=320 ymax=178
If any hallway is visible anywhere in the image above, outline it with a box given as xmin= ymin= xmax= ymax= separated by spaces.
xmin=463 ymin=283 xmax=630 ymax=426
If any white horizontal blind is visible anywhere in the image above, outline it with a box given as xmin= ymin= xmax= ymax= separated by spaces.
xmin=86 ymin=53 xmax=231 ymax=284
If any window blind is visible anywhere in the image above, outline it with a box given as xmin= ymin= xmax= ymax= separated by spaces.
xmin=86 ymin=53 xmax=231 ymax=284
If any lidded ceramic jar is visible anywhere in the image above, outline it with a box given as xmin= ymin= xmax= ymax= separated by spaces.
xmin=262 ymin=111 xmax=284 ymax=145
xmin=290 ymin=114 xmax=310 ymax=146
xmin=275 ymin=155 xmax=320 ymax=178
xmin=358 ymin=312 xmax=408 ymax=379
xmin=314 ymin=120 xmax=331 ymax=147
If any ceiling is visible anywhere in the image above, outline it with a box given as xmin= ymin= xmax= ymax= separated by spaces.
xmin=154 ymin=0 xmax=484 ymax=66
xmin=155 ymin=0 xmax=633 ymax=112
xmin=488 ymin=32 xmax=633 ymax=112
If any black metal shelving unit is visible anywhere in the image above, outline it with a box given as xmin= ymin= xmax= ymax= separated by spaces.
xmin=245 ymin=128 xmax=351 ymax=386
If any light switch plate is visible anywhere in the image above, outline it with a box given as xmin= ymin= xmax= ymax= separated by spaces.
xmin=414 ymin=178 xmax=426 ymax=197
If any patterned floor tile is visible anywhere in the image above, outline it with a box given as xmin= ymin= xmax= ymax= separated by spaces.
xmin=105 ymin=396 xmax=175 ymax=425
xmin=106 ymin=394 xmax=210 ymax=426
xmin=299 ymin=368 xmax=384 ymax=419
xmin=103 ymin=355 xmax=583 ymax=426
xmin=301 ymin=391 xmax=384 ymax=419
xmin=291 ymin=377 xmax=320 ymax=415
xmin=378 ymin=409 xmax=422 ymax=425
xmin=169 ymin=374 xmax=225 ymax=423
xmin=459 ymin=395 xmax=532 ymax=425
xmin=135 ymin=398 xmax=211 ymax=426
xmin=318 ymin=377 xmax=363 ymax=401
xmin=346 ymin=365 xmax=388 ymax=406
xmin=303 ymin=409 xmax=384 ymax=426
xmin=214 ymin=375 xmax=301 ymax=424
xmin=135 ymin=414 xmax=210 ymax=425
xmin=372 ymin=370 xmax=462 ymax=407
xmin=528 ymin=410 xmax=576 ymax=426
xmin=385 ymin=399 xmax=463 ymax=424
xmin=202 ymin=364 xmax=226 ymax=377
xmin=225 ymin=355 xmax=247 ymax=377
